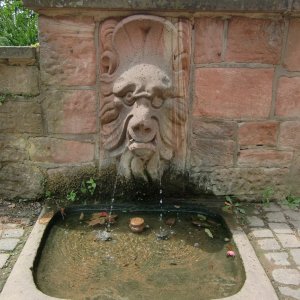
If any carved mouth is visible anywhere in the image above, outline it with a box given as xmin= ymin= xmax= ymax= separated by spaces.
xmin=128 ymin=137 xmax=156 ymax=158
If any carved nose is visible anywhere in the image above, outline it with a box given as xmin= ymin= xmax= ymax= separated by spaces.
xmin=129 ymin=118 xmax=156 ymax=142
xmin=128 ymin=99 xmax=156 ymax=143
xmin=132 ymin=122 xmax=152 ymax=136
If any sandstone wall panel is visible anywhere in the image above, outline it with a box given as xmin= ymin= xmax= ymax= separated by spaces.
xmin=29 ymin=137 xmax=95 ymax=164
xmin=39 ymin=16 xmax=96 ymax=86
xmin=0 ymin=65 xmax=39 ymax=95
xmin=0 ymin=100 xmax=43 ymax=134
xmin=44 ymin=90 xmax=97 ymax=134
xmin=275 ymin=77 xmax=300 ymax=118
xmin=226 ymin=17 xmax=284 ymax=64
xmin=194 ymin=17 xmax=224 ymax=64
xmin=194 ymin=68 xmax=274 ymax=119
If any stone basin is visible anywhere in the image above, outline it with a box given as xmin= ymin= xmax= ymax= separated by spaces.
xmin=1 ymin=202 xmax=278 ymax=300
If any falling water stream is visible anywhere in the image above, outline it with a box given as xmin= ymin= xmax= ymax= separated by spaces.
xmin=96 ymin=164 xmax=120 ymax=241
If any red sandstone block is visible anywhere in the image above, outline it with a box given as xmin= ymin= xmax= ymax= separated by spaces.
xmin=29 ymin=138 xmax=94 ymax=164
xmin=194 ymin=68 xmax=274 ymax=118
xmin=238 ymin=149 xmax=293 ymax=167
xmin=226 ymin=17 xmax=284 ymax=64
xmin=45 ymin=90 xmax=97 ymax=134
xmin=39 ymin=16 xmax=96 ymax=86
xmin=192 ymin=119 xmax=236 ymax=139
xmin=191 ymin=138 xmax=235 ymax=168
xmin=275 ymin=77 xmax=300 ymax=118
xmin=194 ymin=18 xmax=224 ymax=64
xmin=283 ymin=19 xmax=300 ymax=71
xmin=239 ymin=121 xmax=278 ymax=146
xmin=278 ymin=121 xmax=300 ymax=149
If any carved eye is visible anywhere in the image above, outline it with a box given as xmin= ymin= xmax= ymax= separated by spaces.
xmin=152 ymin=96 xmax=163 ymax=108
xmin=123 ymin=91 xmax=135 ymax=105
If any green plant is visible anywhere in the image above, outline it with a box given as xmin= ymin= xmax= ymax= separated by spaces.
xmin=0 ymin=0 xmax=38 ymax=46
xmin=0 ymin=93 xmax=19 ymax=105
xmin=66 ymin=190 xmax=77 ymax=202
xmin=86 ymin=178 xmax=96 ymax=196
xmin=45 ymin=190 xmax=52 ymax=198
xmin=0 ymin=95 xmax=5 ymax=106
xmin=223 ymin=196 xmax=246 ymax=215
xmin=262 ymin=187 xmax=274 ymax=207
xmin=80 ymin=178 xmax=96 ymax=197
xmin=283 ymin=194 xmax=300 ymax=209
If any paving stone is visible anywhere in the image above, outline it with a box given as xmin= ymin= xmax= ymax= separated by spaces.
xmin=266 ymin=212 xmax=286 ymax=222
xmin=251 ymin=228 xmax=274 ymax=238
xmin=2 ymin=228 xmax=24 ymax=238
xmin=1 ymin=223 xmax=18 ymax=229
xmin=247 ymin=216 xmax=264 ymax=227
xmin=264 ymin=252 xmax=290 ymax=266
xmin=276 ymin=234 xmax=300 ymax=248
xmin=291 ymin=249 xmax=300 ymax=265
xmin=284 ymin=210 xmax=300 ymax=221
xmin=0 ymin=253 xmax=10 ymax=268
xmin=257 ymin=238 xmax=281 ymax=251
xmin=269 ymin=222 xmax=294 ymax=234
xmin=263 ymin=203 xmax=281 ymax=212
xmin=272 ymin=268 xmax=300 ymax=285
xmin=289 ymin=220 xmax=300 ymax=235
xmin=0 ymin=238 xmax=19 ymax=251
xmin=279 ymin=287 xmax=300 ymax=299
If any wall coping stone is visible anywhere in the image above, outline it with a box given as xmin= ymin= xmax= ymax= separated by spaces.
xmin=0 ymin=47 xmax=37 ymax=60
xmin=23 ymin=0 xmax=300 ymax=13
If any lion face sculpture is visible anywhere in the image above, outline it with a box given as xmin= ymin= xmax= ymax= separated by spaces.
xmin=99 ymin=16 xmax=190 ymax=180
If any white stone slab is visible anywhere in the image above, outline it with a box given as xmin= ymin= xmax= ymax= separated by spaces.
xmin=257 ymin=238 xmax=281 ymax=251
xmin=251 ymin=228 xmax=274 ymax=238
xmin=266 ymin=212 xmax=286 ymax=222
xmin=276 ymin=234 xmax=300 ymax=248
xmin=0 ymin=253 xmax=10 ymax=268
xmin=272 ymin=268 xmax=300 ymax=285
xmin=263 ymin=203 xmax=281 ymax=212
xmin=0 ymin=238 xmax=19 ymax=251
xmin=291 ymin=249 xmax=300 ymax=265
xmin=269 ymin=222 xmax=293 ymax=234
xmin=264 ymin=252 xmax=290 ymax=266
xmin=247 ymin=216 xmax=264 ymax=227
xmin=284 ymin=210 xmax=300 ymax=221
xmin=2 ymin=228 xmax=24 ymax=238
xmin=279 ymin=287 xmax=300 ymax=300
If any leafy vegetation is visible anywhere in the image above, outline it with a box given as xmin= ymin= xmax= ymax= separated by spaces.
xmin=262 ymin=187 xmax=274 ymax=207
xmin=66 ymin=190 xmax=77 ymax=202
xmin=222 ymin=195 xmax=246 ymax=215
xmin=282 ymin=194 xmax=300 ymax=209
xmin=65 ymin=178 xmax=97 ymax=205
xmin=222 ymin=196 xmax=246 ymax=224
xmin=0 ymin=0 xmax=38 ymax=46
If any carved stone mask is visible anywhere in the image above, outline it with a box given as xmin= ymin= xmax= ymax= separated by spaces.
xmin=99 ymin=15 xmax=191 ymax=180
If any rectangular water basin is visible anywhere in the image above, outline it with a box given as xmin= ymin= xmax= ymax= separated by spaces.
xmin=1 ymin=202 xmax=278 ymax=300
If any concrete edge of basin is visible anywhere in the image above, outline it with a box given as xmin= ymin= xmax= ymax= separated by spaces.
xmin=0 ymin=213 xmax=278 ymax=300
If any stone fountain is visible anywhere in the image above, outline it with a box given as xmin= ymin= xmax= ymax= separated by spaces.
xmin=1 ymin=1 xmax=296 ymax=299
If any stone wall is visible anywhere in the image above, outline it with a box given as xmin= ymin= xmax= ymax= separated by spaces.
xmin=0 ymin=47 xmax=44 ymax=199
xmin=1 ymin=3 xmax=299 ymax=201
xmin=190 ymin=16 xmax=300 ymax=200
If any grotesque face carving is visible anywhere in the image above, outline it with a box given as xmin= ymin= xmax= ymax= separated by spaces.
xmin=99 ymin=16 xmax=190 ymax=180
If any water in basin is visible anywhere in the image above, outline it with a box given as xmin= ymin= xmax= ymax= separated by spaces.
xmin=34 ymin=205 xmax=245 ymax=300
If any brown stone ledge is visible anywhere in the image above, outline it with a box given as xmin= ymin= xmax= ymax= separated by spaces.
xmin=0 ymin=47 xmax=38 ymax=66
xmin=23 ymin=0 xmax=299 ymax=13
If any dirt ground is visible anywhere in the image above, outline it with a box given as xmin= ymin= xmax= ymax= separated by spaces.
xmin=0 ymin=199 xmax=43 ymax=292
xmin=0 ymin=198 xmax=43 ymax=222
